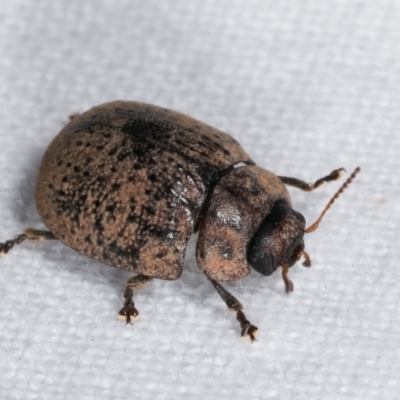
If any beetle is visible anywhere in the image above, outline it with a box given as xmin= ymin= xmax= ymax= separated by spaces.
xmin=0 ymin=101 xmax=360 ymax=341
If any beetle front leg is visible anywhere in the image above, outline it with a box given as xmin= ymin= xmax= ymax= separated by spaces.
xmin=208 ymin=278 xmax=258 ymax=342
xmin=119 ymin=274 xmax=153 ymax=324
xmin=278 ymin=168 xmax=345 ymax=191
xmin=0 ymin=228 xmax=56 ymax=256
xmin=282 ymin=264 xmax=294 ymax=293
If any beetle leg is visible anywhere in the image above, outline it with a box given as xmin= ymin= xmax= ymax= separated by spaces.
xmin=208 ymin=278 xmax=258 ymax=342
xmin=302 ymin=250 xmax=311 ymax=267
xmin=119 ymin=274 xmax=153 ymax=325
xmin=282 ymin=265 xmax=294 ymax=293
xmin=278 ymin=168 xmax=345 ymax=191
xmin=0 ymin=228 xmax=56 ymax=256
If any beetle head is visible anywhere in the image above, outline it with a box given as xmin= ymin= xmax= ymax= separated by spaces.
xmin=247 ymin=167 xmax=361 ymax=277
xmin=247 ymin=201 xmax=306 ymax=276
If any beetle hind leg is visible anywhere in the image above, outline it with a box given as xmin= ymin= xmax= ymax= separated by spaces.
xmin=209 ymin=278 xmax=258 ymax=342
xmin=0 ymin=228 xmax=56 ymax=256
xmin=119 ymin=274 xmax=153 ymax=324
xmin=278 ymin=168 xmax=345 ymax=191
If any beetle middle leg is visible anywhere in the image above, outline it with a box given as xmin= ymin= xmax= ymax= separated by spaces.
xmin=209 ymin=278 xmax=258 ymax=342
xmin=0 ymin=228 xmax=56 ymax=256
xmin=278 ymin=168 xmax=345 ymax=191
xmin=119 ymin=274 xmax=153 ymax=324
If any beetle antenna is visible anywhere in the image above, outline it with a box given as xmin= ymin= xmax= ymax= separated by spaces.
xmin=305 ymin=167 xmax=360 ymax=234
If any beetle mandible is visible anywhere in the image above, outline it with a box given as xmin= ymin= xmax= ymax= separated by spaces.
xmin=0 ymin=101 xmax=360 ymax=341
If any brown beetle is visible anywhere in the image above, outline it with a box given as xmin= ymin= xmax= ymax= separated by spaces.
xmin=0 ymin=101 xmax=360 ymax=341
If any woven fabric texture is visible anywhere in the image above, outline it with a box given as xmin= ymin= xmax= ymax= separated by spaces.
xmin=0 ymin=1 xmax=399 ymax=399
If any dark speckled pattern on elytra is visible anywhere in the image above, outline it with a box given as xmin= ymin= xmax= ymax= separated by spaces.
xmin=36 ymin=101 xmax=253 ymax=280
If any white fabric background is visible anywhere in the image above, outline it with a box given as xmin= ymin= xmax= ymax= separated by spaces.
xmin=0 ymin=1 xmax=399 ymax=399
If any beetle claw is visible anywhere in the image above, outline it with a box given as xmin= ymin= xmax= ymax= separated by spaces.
xmin=119 ymin=304 xmax=139 ymax=325
xmin=241 ymin=324 xmax=259 ymax=342
xmin=236 ymin=310 xmax=258 ymax=343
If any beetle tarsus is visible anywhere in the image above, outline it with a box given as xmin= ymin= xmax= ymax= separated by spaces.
xmin=237 ymin=310 xmax=258 ymax=342
xmin=208 ymin=278 xmax=258 ymax=342
xmin=119 ymin=274 xmax=152 ymax=325
xmin=119 ymin=286 xmax=140 ymax=324
xmin=305 ymin=167 xmax=361 ymax=234
xmin=278 ymin=167 xmax=345 ymax=191
xmin=0 ymin=229 xmax=56 ymax=256
xmin=313 ymin=168 xmax=346 ymax=189
xmin=0 ymin=234 xmax=25 ymax=255
xmin=119 ymin=303 xmax=139 ymax=325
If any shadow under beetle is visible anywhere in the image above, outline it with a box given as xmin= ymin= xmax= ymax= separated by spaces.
xmin=0 ymin=101 xmax=360 ymax=341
